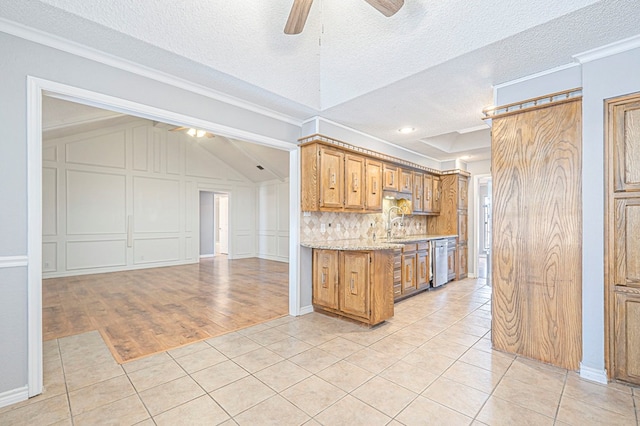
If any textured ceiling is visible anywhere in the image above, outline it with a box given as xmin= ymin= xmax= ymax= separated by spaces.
xmin=3 ymin=0 xmax=640 ymax=162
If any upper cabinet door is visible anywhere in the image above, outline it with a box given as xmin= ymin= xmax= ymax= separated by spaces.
xmin=615 ymin=198 xmax=640 ymax=287
xmin=433 ymin=176 xmax=442 ymax=213
xmin=458 ymin=176 xmax=468 ymax=210
xmin=383 ymin=164 xmax=399 ymax=191
xmin=612 ymin=100 xmax=640 ymax=192
xmin=424 ymin=174 xmax=433 ymax=213
xmin=365 ymin=159 xmax=382 ymax=211
xmin=400 ymin=169 xmax=413 ymax=194
xmin=413 ymin=172 xmax=424 ymax=212
xmin=344 ymin=154 xmax=365 ymax=210
xmin=319 ymin=146 xmax=344 ymax=209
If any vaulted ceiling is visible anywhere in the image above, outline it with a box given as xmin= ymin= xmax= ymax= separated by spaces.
xmin=4 ymin=0 xmax=640 ymax=162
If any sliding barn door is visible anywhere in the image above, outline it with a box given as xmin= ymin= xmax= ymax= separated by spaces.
xmin=491 ymin=98 xmax=582 ymax=370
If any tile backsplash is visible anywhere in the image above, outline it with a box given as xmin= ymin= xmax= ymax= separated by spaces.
xmin=301 ymin=208 xmax=428 ymax=242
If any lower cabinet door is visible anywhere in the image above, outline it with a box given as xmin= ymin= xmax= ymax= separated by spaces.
xmin=312 ymin=249 xmax=339 ymax=310
xmin=417 ymin=252 xmax=429 ymax=288
xmin=615 ymin=290 xmax=640 ymax=385
xmin=340 ymin=251 xmax=370 ymax=319
xmin=401 ymin=254 xmax=417 ymax=293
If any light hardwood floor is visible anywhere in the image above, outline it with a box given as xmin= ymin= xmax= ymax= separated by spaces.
xmin=43 ymin=256 xmax=289 ymax=363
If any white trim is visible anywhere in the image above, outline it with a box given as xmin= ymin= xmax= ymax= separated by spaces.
xmin=493 ymin=63 xmax=580 ymax=91
xmin=199 ymin=254 xmax=215 ymax=259
xmin=299 ymin=305 xmax=314 ymax=315
xmin=26 ymin=77 xmax=43 ymax=397
xmin=573 ymin=34 xmax=640 ymax=64
xmin=0 ymin=386 xmax=29 ymax=409
xmin=0 ymin=256 xmax=28 ymax=268
xmin=579 ymin=363 xmax=608 ymax=384
xmin=315 ymin=117 xmax=441 ymax=163
xmin=0 ymin=18 xmax=304 ymax=127
xmin=288 ymin=149 xmax=301 ymax=316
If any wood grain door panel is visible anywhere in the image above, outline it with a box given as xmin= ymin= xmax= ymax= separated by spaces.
xmin=365 ymin=159 xmax=382 ymax=211
xmin=345 ymin=154 xmax=365 ymax=210
xmin=340 ymin=251 xmax=370 ymax=319
xmin=615 ymin=289 xmax=640 ymax=383
xmin=319 ymin=147 xmax=344 ymax=209
xmin=615 ymin=199 xmax=640 ymax=286
xmin=491 ymin=99 xmax=582 ymax=370
xmin=313 ymin=249 xmax=339 ymax=309
xmin=613 ymin=100 xmax=640 ymax=192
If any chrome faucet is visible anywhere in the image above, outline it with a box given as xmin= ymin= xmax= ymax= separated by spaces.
xmin=386 ymin=205 xmax=405 ymax=239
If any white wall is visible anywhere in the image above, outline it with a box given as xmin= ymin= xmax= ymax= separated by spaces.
xmin=42 ymin=120 xmax=256 ymax=277
xmin=257 ymin=179 xmax=290 ymax=262
xmin=493 ymin=41 xmax=640 ymax=381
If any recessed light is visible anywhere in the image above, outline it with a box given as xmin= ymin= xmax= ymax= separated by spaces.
xmin=398 ymin=127 xmax=416 ymax=134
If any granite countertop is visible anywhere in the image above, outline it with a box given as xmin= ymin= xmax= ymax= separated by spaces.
xmin=300 ymin=234 xmax=458 ymax=251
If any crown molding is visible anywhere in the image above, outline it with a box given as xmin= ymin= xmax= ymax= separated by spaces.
xmin=0 ymin=18 xmax=304 ymax=127
xmin=493 ymin=63 xmax=580 ymax=91
xmin=573 ymin=34 xmax=640 ymax=64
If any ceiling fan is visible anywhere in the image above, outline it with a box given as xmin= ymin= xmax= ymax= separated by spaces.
xmin=284 ymin=0 xmax=404 ymax=34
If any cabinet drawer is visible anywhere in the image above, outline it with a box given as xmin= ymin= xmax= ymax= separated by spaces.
xmin=417 ymin=241 xmax=429 ymax=252
xmin=393 ymin=268 xmax=401 ymax=282
xmin=402 ymin=243 xmax=418 ymax=253
xmin=393 ymin=283 xmax=402 ymax=298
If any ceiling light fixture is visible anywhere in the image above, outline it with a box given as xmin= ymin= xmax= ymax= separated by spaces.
xmin=398 ymin=127 xmax=415 ymax=134
xmin=186 ymin=128 xmax=207 ymax=138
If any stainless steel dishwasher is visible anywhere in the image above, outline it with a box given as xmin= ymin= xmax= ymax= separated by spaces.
xmin=432 ymin=239 xmax=448 ymax=287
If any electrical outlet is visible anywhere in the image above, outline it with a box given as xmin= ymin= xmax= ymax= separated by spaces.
xmin=320 ymin=223 xmax=326 ymax=233
xmin=336 ymin=224 xmax=341 ymax=232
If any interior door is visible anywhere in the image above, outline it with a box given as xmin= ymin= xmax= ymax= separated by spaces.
xmin=491 ymin=98 xmax=582 ymax=370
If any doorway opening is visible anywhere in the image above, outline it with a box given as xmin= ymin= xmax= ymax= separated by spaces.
xmin=477 ymin=176 xmax=492 ymax=283
xmin=199 ymin=191 xmax=229 ymax=258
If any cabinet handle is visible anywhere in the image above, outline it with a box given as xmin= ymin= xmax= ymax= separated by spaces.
xmin=421 ymin=262 xmax=426 ymax=278
xmin=390 ymin=172 xmax=394 ymax=186
xmin=329 ymin=167 xmax=336 ymax=189
xmin=427 ymin=188 xmax=432 ymax=201
xmin=352 ymin=173 xmax=359 ymax=192
xmin=321 ymin=267 xmax=327 ymax=286
xmin=350 ymin=272 xmax=357 ymax=293
xmin=372 ymin=177 xmax=378 ymax=194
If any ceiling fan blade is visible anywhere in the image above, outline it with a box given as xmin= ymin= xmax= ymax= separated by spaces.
xmin=364 ymin=0 xmax=404 ymax=17
xmin=284 ymin=0 xmax=313 ymax=35
xmin=169 ymin=126 xmax=188 ymax=132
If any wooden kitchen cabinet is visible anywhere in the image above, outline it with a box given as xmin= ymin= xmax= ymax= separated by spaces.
xmin=614 ymin=289 xmax=640 ymax=384
xmin=433 ymin=176 xmax=442 ymax=214
xmin=365 ymin=159 xmax=382 ymax=211
xmin=400 ymin=168 xmax=413 ymax=194
xmin=401 ymin=250 xmax=417 ymax=294
xmin=458 ymin=175 xmax=469 ymax=210
xmin=447 ymin=242 xmax=456 ymax=282
xmin=312 ymin=248 xmax=394 ymax=325
xmin=344 ymin=153 xmax=365 ymax=210
xmin=457 ymin=243 xmax=468 ymax=279
xmin=312 ymin=249 xmax=339 ymax=310
xmin=424 ymin=174 xmax=433 ymax=212
xmin=340 ymin=251 xmax=370 ymax=319
xmin=383 ymin=164 xmax=399 ymax=191
xmin=417 ymin=245 xmax=430 ymax=288
xmin=413 ymin=172 xmax=424 ymax=212
xmin=318 ymin=145 xmax=345 ymax=209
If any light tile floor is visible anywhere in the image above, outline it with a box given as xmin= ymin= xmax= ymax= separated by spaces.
xmin=1 ymin=278 xmax=638 ymax=425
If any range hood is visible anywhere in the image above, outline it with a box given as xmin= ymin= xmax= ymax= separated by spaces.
xmin=382 ymin=190 xmax=410 ymax=200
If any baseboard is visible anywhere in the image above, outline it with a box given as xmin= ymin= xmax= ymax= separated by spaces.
xmin=199 ymin=254 xmax=215 ymax=259
xmin=580 ymin=363 xmax=608 ymax=384
xmin=0 ymin=386 xmax=29 ymax=409
xmin=298 ymin=305 xmax=314 ymax=315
